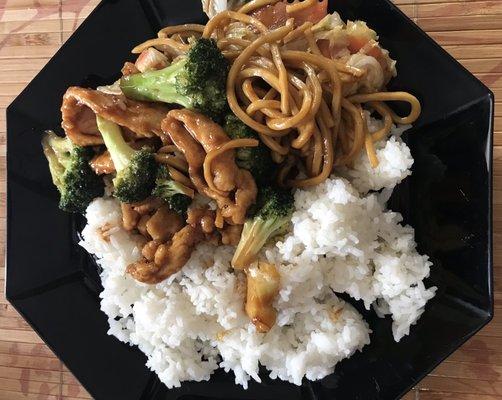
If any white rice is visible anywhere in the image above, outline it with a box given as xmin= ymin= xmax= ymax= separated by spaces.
xmin=337 ymin=114 xmax=414 ymax=194
xmin=79 ymin=122 xmax=436 ymax=388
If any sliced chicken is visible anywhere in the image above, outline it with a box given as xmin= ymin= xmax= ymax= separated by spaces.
xmin=187 ymin=207 xmax=216 ymax=234
xmin=220 ymin=169 xmax=256 ymax=225
xmin=121 ymin=62 xmax=140 ymax=76
xmin=121 ymin=203 xmax=140 ymax=231
xmin=161 ymin=110 xmax=257 ymax=225
xmin=245 ymin=261 xmax=280 ymax=333
xmin=137 ymin=214 xmax=151 ymax=238
xmin=135 ymin=48 xmax=169 ymax=73
xmin=142 ymin=239 xmax=162 ymax=261
xmin=90 ymin=151 xmax=114 ymax=175
xmin=127 ymin=225 xmax=205 ymax=284
xmin=61 ymin=86 xmax=170 ymax=146
xmin=146 ymin=205 xmax=184 ymax=242
xmin=161 ymin=115 xmax=211 ymax=198
xmin=220 ymin=223 xmax=243 ymax=246
xmin=131 ymin=197 xmax=164 ymax=215
xmin=168 ymin=109 xmax=237 ymax=192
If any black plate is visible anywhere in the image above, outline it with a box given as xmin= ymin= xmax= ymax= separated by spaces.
xmin=6 ymin=0 xmax=494 ymax=399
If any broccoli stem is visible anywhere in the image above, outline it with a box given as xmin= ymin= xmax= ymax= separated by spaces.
xmin=45 ymin=135 xmax=73 ymax=169
xmin=233 ymin=217 xmax=284 ymax=269
xmin=232 ymin=187 xmax=294 ymax=269
xmin=95 ymin=115 xmax=134 ymax=172
xmin=120 ymin=59 xmax=193 ymax=108
xmin=41 ymin=135 xmax=66 ymax=191
xmin=120 ymin=39 xmax=229 ymax=119
xmin=96 ymin=115 xmax=157 ymax=203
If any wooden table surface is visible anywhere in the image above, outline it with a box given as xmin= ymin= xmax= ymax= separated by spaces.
xmin=0 ymin=1 xmax=500 ymax=399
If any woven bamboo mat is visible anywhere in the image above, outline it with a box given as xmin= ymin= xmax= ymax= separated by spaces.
xmin=0 ymin=1 xmax=500 ymax=399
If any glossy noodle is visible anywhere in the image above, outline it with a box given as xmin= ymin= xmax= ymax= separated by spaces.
xmin=138 ymin=5 xmax=420 ymax=187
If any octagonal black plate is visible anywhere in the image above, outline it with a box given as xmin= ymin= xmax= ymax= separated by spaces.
xmin=6 ymin=0 xmax=494 ymax=399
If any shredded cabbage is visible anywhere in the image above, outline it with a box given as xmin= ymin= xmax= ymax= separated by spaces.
xmin=346 ymin=20 xmax=378 ymax=42
xmin=311 ymin=12 xmax=345 ymax=33
xmin=346 ymin=53 xmax=385 ymax=93
xmin=201 ymin=0 xmax=249 ymax=18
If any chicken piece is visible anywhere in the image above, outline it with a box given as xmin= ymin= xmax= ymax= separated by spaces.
xmin=130 ymin=136 xmax=161 ymax=150
xmin=61 ymin=87 xmax=170 ymax=146
xmin=251 ymin=2 xmax=287 ymax=29
xmin=127 ymin=260 xmax=157 ymax=283
xmin=154 ymin=225 xmax=204 ymax=272
xmin=220 ymin=169 xmax=257 ymax=225
xmin=137 ymin=214 xmax=150 ymax=237
xmin=187 ymin=207 xmax=216 ymax=234
xmin=168 ymin=109 xmax=238 ymax=192
xmin=135 ymin=48 xmax=169 ymax=73
xmin=142 ymin=239 xmax=162 ymax=261
xmin=90 ymin=151 xmax=114 ymax=175
xmin=162 ymin=111 xmax=257 ymax=225
xmin=186 ymin=207 xmax=222 ymax=244
xmin=250 ymin=0 xmax=327 ymax=29
xmin=220 ymin=223 xmax=243 ymax=246
xmin=161 ymin=115 xmax=230 ymax=207
xmin=121 ymin=203 xmax=140 ymax=231
xmin=122 ymin=62 xmax=140 ymax=76
xmin=127 ymin=225 xmax=204 ymax=284
xmin=161 ymin=115 xmax=212 ymax=197
xmin=146 ymin=205 xmax=184 ymax=242
xmin=200 ymin=215 xmax=215 ymax=234
xmin=131 ymin=197 xmax=164 ymax=215
xmin=245 ymin=261 xmax=280 ymax=333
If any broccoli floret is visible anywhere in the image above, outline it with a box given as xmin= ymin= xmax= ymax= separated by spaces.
xmin=232 ymin=186 xmax=294 ymax=269
xmin=120 ymin=38 xmax=229 ymax=119
xmin=152 ymin=165 xmax=192 ymax=217
xmin=167 ymin=194 xmax=192 ymax=217
xmin=41 ymin=131 xmax=104 ymax=213
xmin=223 ymin=114 xmax=274 ymax=185
xmin=96 ymin=115 xmax=157 ymax=203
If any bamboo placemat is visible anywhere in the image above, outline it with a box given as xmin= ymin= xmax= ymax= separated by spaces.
xmin=0 ymin=1 xmax=500 ymax=399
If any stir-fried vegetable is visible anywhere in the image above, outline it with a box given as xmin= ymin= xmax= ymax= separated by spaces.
xmin=120 ymin=38 xmax=229 ymax=120
xmin=346 ymin=20 xmax=378 ymax=53
xmin=223 ymin=114 xmax=274 ymax=185
xmin=232 ymin=186 xmax=294 ymax=269
xmin=202 ymin=0 xmax=251 ymax=19
xmin=152 ymin=165 xmax=192 ymax=217
xmin=41 ymin=131 xmax=104 ymax=213
xmin=135 ymin=47 xmax=169 ymax=73
xmin=96 ymin=116 xmax=157 ymax=203
xmin=250 ymin=0 xmax=327 ymax=29
xmin=245 ymin=261 xmax=280 ymax=333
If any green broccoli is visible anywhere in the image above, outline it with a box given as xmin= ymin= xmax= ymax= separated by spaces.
xmin=41 ymin=131 xmax=104 ymax=213
xmin=223 ymin=114 xmax=274 ymax=185
xmin=232 ymin=186 xmax=294 ymax=269
xmin=152 ymin=165 xmax=192 ymax=217
xmin=96 ymin=115 xmax=157 ymax=203
xmin=120 ymin=38 xmax=229 ymax=119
